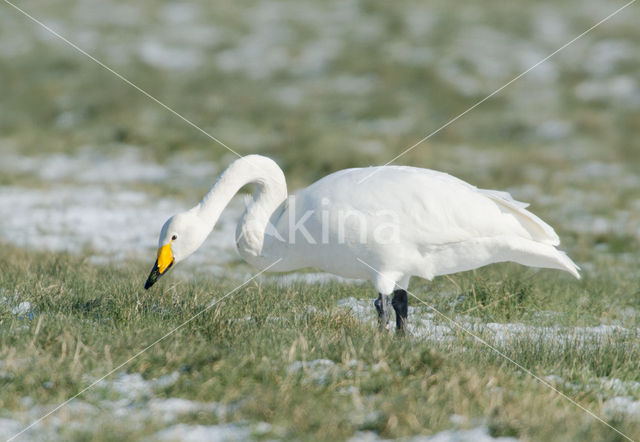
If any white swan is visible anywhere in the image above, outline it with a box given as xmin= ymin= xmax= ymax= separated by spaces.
xmin=144 ymin=155 xmax=579 ymax=330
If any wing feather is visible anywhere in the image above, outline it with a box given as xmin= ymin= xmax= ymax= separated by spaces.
xmin=480 ymin=189 xmax=560 ymax=246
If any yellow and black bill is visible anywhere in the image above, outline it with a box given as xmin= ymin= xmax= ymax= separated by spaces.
xmin=144 ymin=242 xmax=175 ymax=289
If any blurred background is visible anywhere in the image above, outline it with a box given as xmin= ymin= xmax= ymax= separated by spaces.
xmin=0 ymin=0 xmax=639 ymax=272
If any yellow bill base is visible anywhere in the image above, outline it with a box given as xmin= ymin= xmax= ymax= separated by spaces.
xmin=156 ymin=242 xmax=174 ymax=274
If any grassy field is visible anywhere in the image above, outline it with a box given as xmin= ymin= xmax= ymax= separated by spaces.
xmin=2 ymin=0 xmax=640 ymax=440
xmin=0 ymin=245 xmax=639 ymax=441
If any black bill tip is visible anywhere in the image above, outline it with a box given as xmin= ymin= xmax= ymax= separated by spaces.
xmin=144 ymin=260 xmax=161 ymax=289
xmin=144 ymin=259 xmax=174 ymax=290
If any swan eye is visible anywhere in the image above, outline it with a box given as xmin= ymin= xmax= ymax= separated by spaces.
xmin=171 ymin=235 xmax=178 ymax=241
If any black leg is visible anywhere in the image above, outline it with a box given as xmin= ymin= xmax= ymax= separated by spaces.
xmin=392 ymin=289 xmax=408 ymax=332
xmin=374 ymin=293 xmax=392 ymax=330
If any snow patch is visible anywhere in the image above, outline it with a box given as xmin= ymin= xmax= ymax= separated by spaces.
xmin=0 ymin=148 xmax=218 ymax=184
xmin=0 ymin=184 xmax=240 ymax=267
xmin=349 ymin=425 xmax=517 ymax=441
xmin=1 ymin=149 xmax=156 ymax=182
xmin=11 ymin=302 xmax=33 ymax=316
xmin=575 ymin=76 xmax=640 ymax=106
xmin=1 ymin=371 xmax=246 ymax=441
xmin=599 ymin=377 xmax=640 ymax=396
xmin=149 ymin=398 xmax=225 ymax=423
xmin=1 ymin=295 xmax=37 ymax=320
xmin=338 ymin=297 xmax=375 ymax=322
xmin=0 ymin=418 xmax=24 ymax=441
xmin=155 ymin=423 xmax=254 ymax=441
xmin=0 ymin=185 xmax=178 ymax=260
xmin=138 ymin=41 xmax=203 ymax=71
xmin=96 ymin=371 xmax=181 ymax=400
xmin=288 ymin=359 xmax=337 ymax=385
xmin=603 ymin=397 xmax=640 ymax=420
xmin=337 ymin=297 xmax=639 ymax=345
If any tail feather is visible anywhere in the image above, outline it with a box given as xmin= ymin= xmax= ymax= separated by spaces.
xmin=504 ymin=237 xmax=581 ymax=279
xmin=481 ymin=189 xmax=560 ymax=246
xmin=554 ymin=249 xmax=581 ymax=279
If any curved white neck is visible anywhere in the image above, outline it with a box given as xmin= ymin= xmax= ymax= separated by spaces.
xmin=195 ymin=155 xmax=287 ymax=263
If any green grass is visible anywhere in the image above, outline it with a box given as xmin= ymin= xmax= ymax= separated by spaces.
xmin=1 ymin=245 xmax=639 ymax=441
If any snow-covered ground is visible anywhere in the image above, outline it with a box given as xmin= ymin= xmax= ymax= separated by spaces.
xmin=349 ymin=426 xmax=518 ymax=442
xmin=2 ymin=360 xmax=639 ymax=441
xmin=336 ymin=297 xmax=640 ymax=346
xmin=0 ymin=371 xmax=275 ymax=442
xmin=0 ymin=147 xmax=242 ymax=273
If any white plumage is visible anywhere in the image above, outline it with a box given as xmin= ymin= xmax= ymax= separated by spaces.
xmin=145 ymin=155 xmax=579 ymax=328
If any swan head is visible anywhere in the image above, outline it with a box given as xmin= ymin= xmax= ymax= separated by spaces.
xmin=144 ymin=210 xmax=209 ymax=289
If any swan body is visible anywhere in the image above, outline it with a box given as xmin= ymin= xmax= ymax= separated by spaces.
xmin=145 ymin=155 xmax=579 ymax=329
